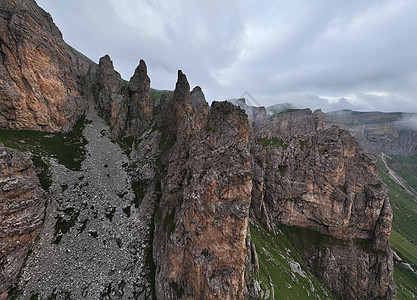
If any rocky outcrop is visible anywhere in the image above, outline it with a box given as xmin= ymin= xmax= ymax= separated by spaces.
xmin=94 ymin=55 xmax=127 ymax=138
xmin=284 ymin=226 xmax=396 ymax=300
xmin=0 ymin=144 xmax=45 ymax=298
xmin=153 ymin=71 xmax=253 ymax=299
xmin=327 ymin=110 xmax=417 ymax=156
xmin=0 ymin=0 xmax=86 ymax=131
xmin=94 ymin=56 xmax=153 ymax=138
xmin=127 ymin=59 xmax=153 ymax=136
xmin=251 ymin=109 xmax=395 ymax=299
xmin=190 ymin=86 xmax=209 ymax=129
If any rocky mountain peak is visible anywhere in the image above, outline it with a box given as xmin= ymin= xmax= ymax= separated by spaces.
xmin=166 ymin=70 xmax=193 ymax=135
xmin=95 ymin=54 xmax=126 ymax=138
xmin=128 ymin=59 xmax=149 ymax=94
xmin=127 ymin=59 xmax=153 ymax=136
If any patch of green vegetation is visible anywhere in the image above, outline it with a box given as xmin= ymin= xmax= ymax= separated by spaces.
xmin=299 ymin=139 xmax=307 ymax=150
xmin=150 ymin=88 xmax=173 ymax=103
xmin=377 ymin=155 xmax=417 ymax=299
xmin=105 ymin=207 xmax=116 ymax=222
xmin=204 ymin=124 xmax=217 ymax=134
xmin=201 ymin=248 xmax=209 ymax=257
xmin=369 ymin=182 xmax=382 ymax=189
xmin=67 ymin=44 xmax=97 ymax=69
xmin=377 ymin=159 xmax=417 ymax=244
xmin=116 ymin=135 xmax=135 ymax=157
xmin=249 ymin=216 xmax=335 ymax=299
xmin=170 ymin=281 xmax=184 ymax=299
xmin=6 ymin=284 xmax=22 ymax=300
xmin=158 ymin=126 xmax=176 ymax=154
xmin=132 ymin=181 xmax=147 ymax=208
xmin=32 ymin=154 xmax=52 ymax=191
xmin=278 ymin=165 xmax=287 ymax=175
xmin=337 ymin=183 xmax=348 ymax=195
xmin=53 ymin=207 xmax=80 ymax=244
xmin=0 ymin=116 xmax=89 ymax=172
xmin=387 ymin=155 xmax=417 ymax=191
xmin=123 ymin=206 xmax=131 ymax=218
xmin=221 ymin=110 xmax=232 ymax=117
xmin=255 ymin=137 xmax=288 ymax=149
xmin=391 ymin=230 xmax=417 ymax=271
xmin=61 ymin=184 xmax=68 ymax=193
xmin=394 ymin=264 xmax=417 ymax=299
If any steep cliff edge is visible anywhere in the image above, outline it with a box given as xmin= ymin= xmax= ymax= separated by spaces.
xmin=327 ymin=110 xmax=417 ymax=156
xmin=0 ymin=144 xmax=45 ymax=298
xmin=152 ymin=70 xmax=252 ymax=299
xmin=251 ymin=109 xmax=395 ymax=299
xmin=0 ymin=0 xmax=88 ymax=132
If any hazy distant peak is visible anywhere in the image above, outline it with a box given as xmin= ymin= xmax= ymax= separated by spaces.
xmin=266 ymin=103 xmax=298 ymax=115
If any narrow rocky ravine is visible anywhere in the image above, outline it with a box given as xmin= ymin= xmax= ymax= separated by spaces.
xmin=15 ymin=103 xmax=154 ymax=299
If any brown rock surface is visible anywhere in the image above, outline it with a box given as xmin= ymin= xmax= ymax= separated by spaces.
xmin=250 ymin=109 xmax=395 ymax=299
xmin=153 ymin=100 xmax=252 ymax=299
xmin=94 ymin=54 xmax=127 ymax=138
xmin=0 ymin=0 xmax=85 ymax=131
xmin=0 ymin=144 xmax=45 ymax=297
xmin=127 ymin=59 xmax=153 ymax=136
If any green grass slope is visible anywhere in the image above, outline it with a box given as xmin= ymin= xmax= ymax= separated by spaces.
xmin=249 ymin=216 xmax=335 ymax=299
xmin=377 ymin=155 xmax=417 ymax=299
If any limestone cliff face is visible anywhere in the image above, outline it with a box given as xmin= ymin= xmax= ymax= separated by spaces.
xmin=127 ymin=59 xmax=153 ymax=137
xmin=94 ymin=56 xmax=153 ymax=138
xmin=0 ymin=0 xmax=85 ymax=131
xmin=327 ymin=110 xmax=417 ymax=156
xmin=94 ymin=55 xmax=127 ymax=138
xmin=0 ymin=144 xmax=45 ymax=298
xmin=251 ymin=109 xmax=395 ymax=299
xmin=153 ymin=72 xmax=252 ymax=299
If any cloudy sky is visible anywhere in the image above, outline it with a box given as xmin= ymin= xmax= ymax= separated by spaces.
xmin=37 ymin=0 xmax=417 ymax=112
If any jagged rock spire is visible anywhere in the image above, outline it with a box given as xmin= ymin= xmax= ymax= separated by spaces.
xmin=127 ymin=59 xmax=153 ymax=136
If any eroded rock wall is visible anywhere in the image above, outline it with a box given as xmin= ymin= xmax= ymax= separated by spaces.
xmin=251 ymin=109 xmax=395 ymax=299
xmin=153 ymin=73 xmax=252 ymax=299
xmin=0 ymin=0 xmax=85 ymax=131
xmin=0 ymin=144 xmax=45 ymax=298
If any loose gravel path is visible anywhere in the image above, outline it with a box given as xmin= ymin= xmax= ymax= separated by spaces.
xmin=17 ymin=104 xmax=154 ymax=299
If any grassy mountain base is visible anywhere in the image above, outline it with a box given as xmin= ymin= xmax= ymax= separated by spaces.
xmin=249 ymin=216 xmax=335 ymax=299
xmin=377 ymin=155 xmax=417 ymax=299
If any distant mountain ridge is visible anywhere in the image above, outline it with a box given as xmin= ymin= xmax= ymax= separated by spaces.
xmin=327 ymin=109 xmax=417 ymax=156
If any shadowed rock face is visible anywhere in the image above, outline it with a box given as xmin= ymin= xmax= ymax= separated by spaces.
xmin=95 ymin=55 xmax=127 ymax=138
xmin=128 ymin=59 xmax=153 ymax=136
xmin=94 ymin=56 xmax=153 ymax=138
xmin=251 ymin=109 xmax=395 ymax=299
xmin=153 ymin=73 xmax=253 ymax=299
xmin=0 ymin=0 xmax=85 ymax=131
xmin=0 ymin=144 xmax=45 ymax=297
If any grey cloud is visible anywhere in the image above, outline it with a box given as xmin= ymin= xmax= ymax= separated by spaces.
xmin=36 ymin=0 xmax=417 ymax=112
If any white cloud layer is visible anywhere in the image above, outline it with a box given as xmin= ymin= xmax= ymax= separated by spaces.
xmin=37 ymin=0 xmax=417 ymax=112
